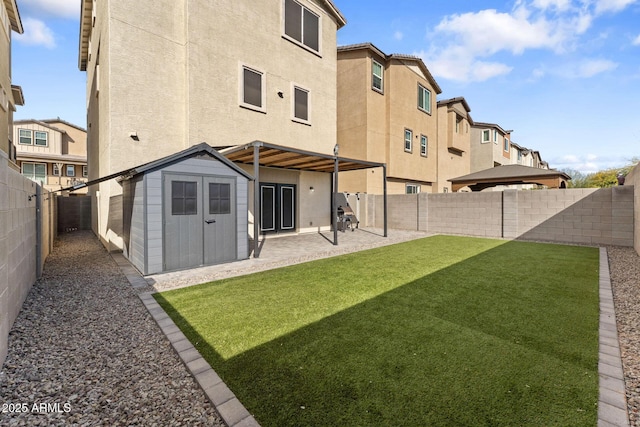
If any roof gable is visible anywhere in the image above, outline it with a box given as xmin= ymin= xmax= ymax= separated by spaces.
xmin=3 ymin=0 xmax=22 ymax=33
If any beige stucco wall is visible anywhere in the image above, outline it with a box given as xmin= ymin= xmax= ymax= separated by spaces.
xmin=436 ymin=102 xmax=471 ymax=193
xmin=0 ymin=0 xmax=13 ymax=157
xmin=84 ymin=0 xmax=341 ymax=248
xmin=470 ymin=125 xmax=510 ymax=172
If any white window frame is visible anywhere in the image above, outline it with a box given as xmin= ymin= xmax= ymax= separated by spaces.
xmin=21 ymin=162 xmax=46 ymax=185
xmin=372 ymin=59 xmax=383 ymax=93
xmin=19 ymin=129 xmax=32 ymax=145
xmin=66 ymin=165 xmax=75 ymax=177
xmin=404 ymin=129 xmax=412 ymax=153
xmin=83 ymin=165 xmax=88 ymax=177
xmin=482 ymin=129 xmax=490 ymax=143
xmin=239 ymin=64 xmax=266 ymax=113
xmin=503 ymin=137 xmax=509 ymax=152
xmin=493 ymin=130 xmax=498 ymax=144
xmin=406 ymin=184 xmax=420 ymax=194
xmin=283 ymin=0 xmax=322 ymax=55
xmin=292 ymin=84 xmax=311 ymax=124
xmin=34 ymin=131 xmax=48 ymax=147
xmin=420 ymin=134 xmax=428 ymax=157
xmin=53 ymin=164 xmax=60 ymax=176
xmin=417 ymin=84 xmax=431 ymax=114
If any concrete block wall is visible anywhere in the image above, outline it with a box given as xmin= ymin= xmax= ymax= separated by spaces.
xmin=359 ymin=187 xmax=634 ymax=247
xmin=624 ymin=164 xmax=640 ymax=255
xmin=0 ymin=151 xmax=38 ymax=365
xmin=427 ymin=192 xmax=503 ymax=237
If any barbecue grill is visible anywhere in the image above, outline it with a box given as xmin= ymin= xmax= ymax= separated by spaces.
xmin=337 ymin=205 xmax=358 ymax=232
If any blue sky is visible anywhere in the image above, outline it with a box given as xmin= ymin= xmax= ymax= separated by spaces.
xmin=12 ymin=0 xmax=640 ymax=174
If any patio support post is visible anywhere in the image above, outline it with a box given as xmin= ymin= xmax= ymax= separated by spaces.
xmin=383 ymin=165 xmax=388 ymax=238
xmin=333 ymin=156 xmax=339 ymax=246
xmin=253 ymin=143 xmax=261 ymax=258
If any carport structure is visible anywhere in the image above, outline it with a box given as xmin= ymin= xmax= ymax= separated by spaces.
xmin=219 ymin=141 xmax=388 ymax=256
xmin=449 ymin=164 xmax=571 ymax=192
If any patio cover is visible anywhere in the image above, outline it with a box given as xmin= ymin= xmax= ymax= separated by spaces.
xmin=448 ymin=164 xmax=571 ymax=192
xmin=219 ymin=141 xmax=388 ymax=255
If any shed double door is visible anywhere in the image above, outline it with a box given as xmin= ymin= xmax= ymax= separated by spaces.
xmin=163 ymin=174 xmax=237 ymax=271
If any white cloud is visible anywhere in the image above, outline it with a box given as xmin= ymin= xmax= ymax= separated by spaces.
xmin=393 ymin=31 xmax=404 ymax=41
xmin=20 ymin=0 xmax=80 ymax=19
xmin=531 ymin=0 xmax=573 ymax=12
xmin=633 ymin=34 xmax=640 ymax=46
xmin=575 ymin=59 xmax=618 ymax=77
xmin=594 ymin=0 xmax=639 ymax=14
xmin=14 ymin=18 xmax=56 ymax=48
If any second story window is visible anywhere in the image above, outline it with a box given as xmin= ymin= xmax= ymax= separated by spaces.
xmin=293 ymin=86 xmax=309 ymax=122
xmin=417 ymin=84 xmax=431 ymax=114
xmin=420 ymin=135 xmax=428 ymax=157
xmin=241 ymin=65 xmax=265 ymax=112
xmin=284 ymin=0 xmax=320 ymax=53
xmin=19 ymin=129 xmax=32 ymax=145
xmin=35 ymin=131 xmax=48 ymax=146
xmin=455 ymin=116 xmax=462 ymax=133
xmin=493 ymin=130 xmax=498 ymax=143
xmin=404 ymin=129 xmax=412 ymax=152
xmin=504 ymin=137 xmax=509 ymax=152
xmin=482 ymin=129 xmax=490 ymax=143
xmin=372 ymin=60 xmax=383 ymax=92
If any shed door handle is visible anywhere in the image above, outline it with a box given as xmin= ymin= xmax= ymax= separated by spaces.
xmin=205 ymin=219 xmax=216 ymax=224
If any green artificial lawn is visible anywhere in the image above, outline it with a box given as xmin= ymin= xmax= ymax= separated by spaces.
xmin=155 ymin=235 xmax=600 ymax=426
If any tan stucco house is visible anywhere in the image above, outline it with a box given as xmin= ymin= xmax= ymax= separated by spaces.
xmin=436 ymin=97 xmax=472 ymax=193
xmin=14 ymin=119 xmax=88 ymax=194
xmin=79 ymin=0 xmax=348 ymax=251
xmin=470 ymin=121 xmax=513 ymax=173
xmin=1 ymin=0 xmax=23 ymax=165
xmin=337 ymin=43 xmax=442 ymax=195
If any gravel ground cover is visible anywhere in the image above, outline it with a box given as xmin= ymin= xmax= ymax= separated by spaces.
xmin=608 ymin=245 xmax=640 ymax=426
xmin=0 ymin=231 xmax=223 ymax=426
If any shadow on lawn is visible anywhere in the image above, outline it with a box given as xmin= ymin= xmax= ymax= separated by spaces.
xmin=155 ymin=239 xmax=600 ymax=427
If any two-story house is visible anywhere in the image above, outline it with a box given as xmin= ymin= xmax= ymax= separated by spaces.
xmin=470 ymin=122 xmax=512 ymax=173
xmin=436 ymin=97 xmax=472 ymax=193
xmin=14 ymin=119 xmax=88 ymax=194
xmin=1 ymin=0 xmax=23 ymax=165
xmin=336 ymin=43 xmax=441 ymax=195
xmin=79 ymin=0 xmax=347 ymax=251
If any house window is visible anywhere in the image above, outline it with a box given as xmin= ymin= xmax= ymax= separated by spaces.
xmin=482 ymin=129 xmax=490 ymax=143
xmin=19 ymin=129 xmax=32 ymax=145
xmin=455 ymin=116 xmax=461 ymax=133
xmin=517 ymin=151 xmax=522 ymax=161
xmin=284 ymin=0 xmax=320 ymax=53
xmin=372 ymin=59 xmax=383 ymax=92
xmin=66 ymin=165 xmax=75 ymax=177
xmin=404 ymin=129 xmax=412 ymax=152
xmin=406 ymin=184 xmax=420 ymax=194
xmin=22 ymin=163 xmax=46 ymax=185
xmin=293 ymin=86 xmax=309 ymax=122
xmin=417 ymin=84 xmax=431 ymax=114
xmin=82 ymin=166 xmax=88 ymax=177
xmin=53 ymin=164 xmax=60 ymax=176
xmin=209 ymin=183 xmax=231 ymax=214
xmin=172 ymin=181 xmax=198 ymax=215
xmin=420 ymin=135 xmax=428 ymax=157
xmin=35 ymin=131 xmax=48 ymax=146
xmin=241 ymin=66 xmax=264 ymax=111
xmin=493 ymin=130 xmax=498 ymax=143
xmin=504 ymin=137 xmax=509 ymax=152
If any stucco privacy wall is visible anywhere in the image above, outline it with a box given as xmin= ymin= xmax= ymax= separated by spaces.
xmin=1 ymin=152 xmax=36 ymax=364
xmin=625 ymin=164 xmax=640 ymax=254
xmin=361 ymin=187 xmax=634 ymax=246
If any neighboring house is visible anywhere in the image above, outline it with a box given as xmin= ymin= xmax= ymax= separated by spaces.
xmin=336 ymin=43 xmax=442 ymax=195
xmin=436 ymin=97 xmax=472 ymax=193
xmin=14 ymin=119 xmax=88 ymax=194
xmin=470 ymin=121 xmax=512 ymax=173
xmin=0 ymin=0 xmax=24 ymax=165
xmin=79 ymin=0 xmax=347 ymax=252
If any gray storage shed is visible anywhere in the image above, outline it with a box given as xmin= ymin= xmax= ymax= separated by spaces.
xmin=120 ymin=143 xmax=252 ymax=275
